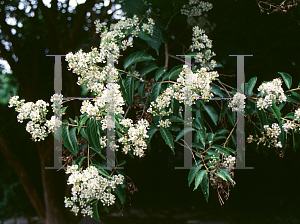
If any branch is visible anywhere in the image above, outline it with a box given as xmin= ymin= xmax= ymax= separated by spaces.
xmin=164 ymin=43 xmax=169 ymax=70
xmin=168 ymin=54 xmax=185 ymax=63
xmin=0 ymin=133 xmax=46 ymax=221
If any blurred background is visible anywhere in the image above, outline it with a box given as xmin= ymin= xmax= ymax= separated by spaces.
xmin=0 ymin=0 xmax=300 ymax=223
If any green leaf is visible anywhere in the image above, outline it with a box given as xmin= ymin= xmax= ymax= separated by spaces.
xmin=284 ymin=112 xmax=295 ymax=120
xmin=62 ymin=106 xmax=68 ymax=114
xmin=160 ymin=127 xmax=175 ymax=152
xmin=92 ymin=164 xmax=112 ymax=179
xmin=69 ymin=117 xmax=77 ymax=125
xmin=200 ymin=171 xmax=209 ymax=203
xmin=247 ymin=77 xmax=257 ymax=96
xmin=210 ymin=83 xmax=224 ymax=97
xmin=226 ymin=111 xmax=235 ymax=127
xmin=86 ymin=119 xmax=102 ymax=154
xmin=191 ymin=142 xmax=205 ymax=150
xmin=123 ymin=51 xmax=155 ymax=69
xmin=168 ymin=123 xmax=181 ymax=132
xmin=69 ymin=127 xmax=78 ymax=155
xmin=62 ymin=125 xmax=77 ymax=155
xmin=204 ymin=155 xmax=218 ymax=160
xmin=203 ymin=105 xmax=218 ymax=126
xmin=291 ymin=91 xmax=300 ymax=100
xmin=144 ymin=27 xmax=163 ymax=55
xmin=162 ymin=65 xmax=183 ymax=81
xmin=118 ymin=73 xmax=128 ymax=106
xmin=195 ymin=117 xmax=205 ymax=130
xmin=80 ymin=128 xmax=89 ymax=141
xmin=146 ymin=124 xmax=158 ymax=144
xmin=125 ymin=76 xmax=135 ymax=107
xmin=138 ymin=82 xmax=145 ymax=98
xmin=270 ymin=101 xmax=281 ymax=122
xmin=121 ymin=0 xmax=147 ymax=16
xmin=215 ymin=129 xmax=229 ymax=136
xmin=211 ymin=145 xmax=235 ymax=156
xmin=215 ymin=61 xmax=224 ymax=68
xmin=140 ymin=63 xmax=158 ymax=77
xmin=188 ymin=160 xmax=203 ymax=187
xmin=77 ymin=114 xmax=89 ymax=134
xmin=172 ymin=98 xmax=180 ymax=117
xmin=117 ymin=160 xmax=127 ymax=167
xmin=197 ymin=130 xmax=206 ymax=146
xmin=194 ymin=170 xmax=207 ymax=191
xmin=206 ymin=133 xmax=214 ymax=146
xmin=169 ymin=115 xmax=184 ymax=123
xmin=175 ymin=127 xmax=195 ymax=142
xmin=278 ymin=72 xmax=292 ymax=89
xmin=150 ymin=83 xmax=162 ymax=102
xmin=219 ymin=167 xmax=234 ymax=186
xmin=154 ymin=67 xmax=166 ymax=81
xmin=114 ymin=184 xmax=126 ymax=204
xmin=72 ymin=155 xmax=86 ymax=168
xmin=287 ymin=95 xmax=300 ymax=104
xmin=138 ymin=32 xmax=156 ymax=42
xmin=92 ymin=201 xmax=101 ymax=222
xmin=206 ymin=149 xmax=219 ymax=157
xmin=255 ymin=107 xmax=268 ymax=126
xmin=214 ymin=170 xmax=227 ymax=182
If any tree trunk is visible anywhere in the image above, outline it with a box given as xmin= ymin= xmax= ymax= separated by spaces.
xmin=0 ymin=133 xmax=46 ymax=222
xmin=37 ymin=140 xmax=72 ymax=224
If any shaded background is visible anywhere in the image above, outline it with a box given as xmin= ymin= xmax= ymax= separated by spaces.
xmin=0 ymin=0 xmax=300 ymax=223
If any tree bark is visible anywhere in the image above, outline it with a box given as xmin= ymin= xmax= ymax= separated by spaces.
xmin=37 ymin=140 xmax=70 ymax=224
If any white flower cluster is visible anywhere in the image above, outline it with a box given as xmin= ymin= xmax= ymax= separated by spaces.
xmin=118 ymin=119 xmax=150 ymax=157
xmin=191 ymin=26 xmax=216 ymax=71
xmin=66 ymin=16 xmax=155 ymax=119
xmin=157 ymin=119 xmax=172 ymax=128
xmin=294 ymin=108 xmax=300 ymax=120
xmin=147 ymin=66 xmax=218 ymax=118
xmin=174 ymin=66 xmax=219 ymax=103
xmin=181 ymin=0 xmax=213 ymax=17
xmin=147 ymin=86 xmax=174 ymax=116
xmin=64 ymin=165 xmax=124 ymax=217
xmin=8 ymin=95 xmax=62 ymax=141
xmin=257 ymin=78 xmax=287 ymax=110
xmin=93 ymin=15 xmax=154 ymax=63
xmin=228 ymin=92 xmax=246 ymax=112
xmin=50 ymin=93 xmax=63 ymax=113
xmin=80 ymin=82 xmax=125 ymax=118
xmin=263 ymin=123 xmax=282 ymax=148
xmin=282 ymin=120 xmax=296 ymax=133
xmin=67 ymin=53 xmax=125 ymax=118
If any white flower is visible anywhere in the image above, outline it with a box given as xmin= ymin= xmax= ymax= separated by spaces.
xmin=282 ymin=120 xmax=295 ymax=132
xmin=257 ymin=78 xmax=286 ymax=110
xmin=228 ymin=92 xmax=246 ymax=112
xmin=295 ymin=108 xmax=300 ymax=120
xmin=64 ymin=165 xmax=124 ymax=216
xmin=181 ymin=0 xmax=213 ymax=17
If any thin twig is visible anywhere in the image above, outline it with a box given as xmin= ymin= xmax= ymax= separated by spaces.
xmin=124 ymin=106 xmax=130 ymax=118
xmin=165 ymin=11 xmax=180 ymax=30
xmin=164 ymin=42 xmax=169 ymax=70
xmin=176 ymin=139 xmax=198 ymax=166
xmin=87 ymin=144 xmax=90 ymax=166
xmin=223 ymin=121 xmax=237 ymax=147
xmin=168 ymin=54 xmax=185 ymax=63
